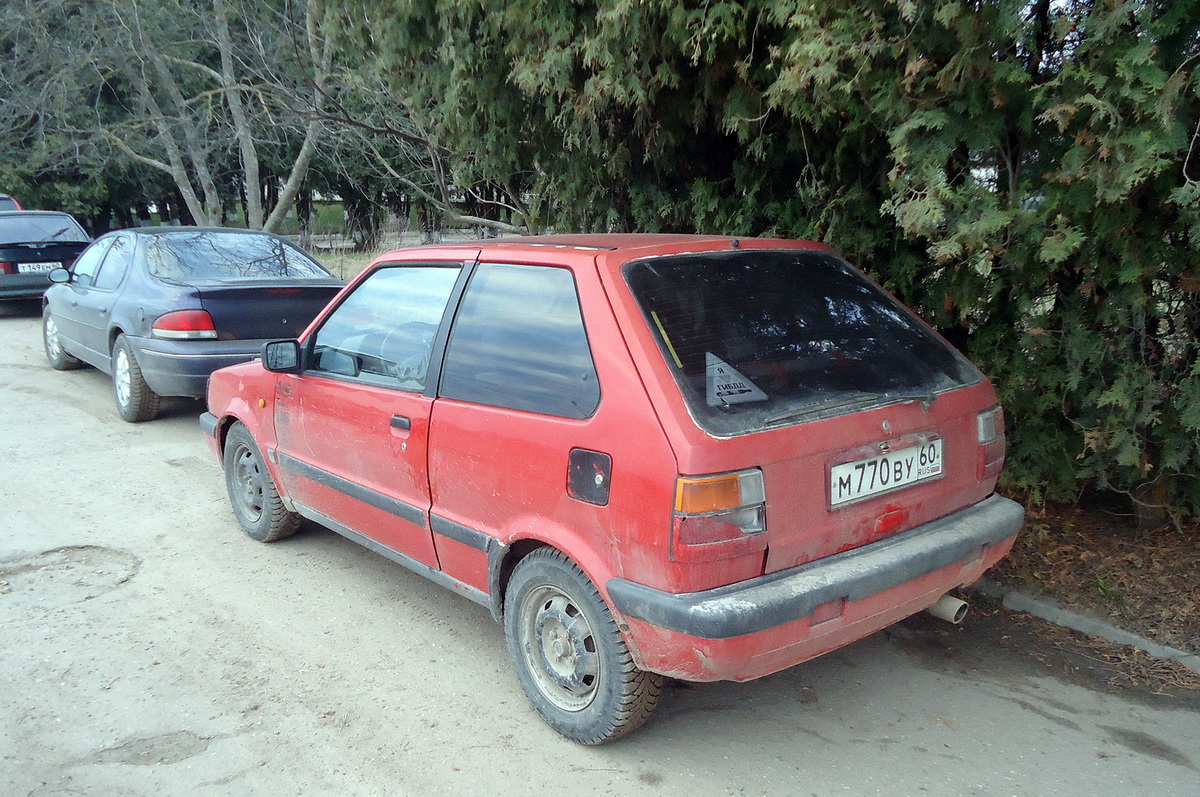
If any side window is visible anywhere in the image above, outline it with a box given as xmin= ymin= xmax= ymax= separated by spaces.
xmin=93 ymin=235 xmax=132 ymax=291
xmin=69 ymin=238 xmax=114 ymax=288
xmin=308 ymin=264 xmax=461 ymax=391
xmin=440 ymin=263 xmax=600 ymax=419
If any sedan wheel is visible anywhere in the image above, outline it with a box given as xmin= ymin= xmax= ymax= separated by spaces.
xmin=112 ymin=334 xmax=160 ymax=422
xmin=43 ymin=311 xmax=81 ymax=371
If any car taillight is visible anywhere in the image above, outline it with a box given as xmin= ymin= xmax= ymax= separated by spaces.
xmin=978 ymin=405 xmax=1005 ymax=480
xmin=671 ymin=469 xmax=767 ymax=562
xmin=152 ymin=309 xmax=219 ymax=340
xmin=0 ymin=261 xmax=14 ymax=275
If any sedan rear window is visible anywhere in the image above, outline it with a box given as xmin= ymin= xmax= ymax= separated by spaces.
xmin=0 ymin=213 xmax=89 ymax=244
xmin=624 ymin=250 xmax=979 ymax=435
xmin=145 ymin=231 xmax=331 ymax=282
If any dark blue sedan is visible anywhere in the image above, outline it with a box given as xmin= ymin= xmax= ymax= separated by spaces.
xmin=42 ymin=227 xmax=344 ymax=422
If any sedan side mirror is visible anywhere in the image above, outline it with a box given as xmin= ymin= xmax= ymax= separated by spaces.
xmin=262 ymin=339 xmax=301 ymax=373
xmin=49 ymin=268 xmax=71 ymax=284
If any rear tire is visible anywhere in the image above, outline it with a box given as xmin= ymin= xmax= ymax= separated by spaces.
xmin=112 ymin=334 xmax=160 ymax=422
xmin=223 ymin=422 xmax=301 ymax=542
xmin=504 ymin=549 xmax=663 ymax=744
xmin=43 ymin=310 xmax=82 ymax=371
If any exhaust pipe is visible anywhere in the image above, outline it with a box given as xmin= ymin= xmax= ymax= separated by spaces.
xmin=926 ymin=594 xmax=969 ymax=624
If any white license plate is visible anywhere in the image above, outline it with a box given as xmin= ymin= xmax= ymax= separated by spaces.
xmin=17 ymin=262 xmax=60 ymax=273
xmin=830 ymin=439 xmax=944 ymax=507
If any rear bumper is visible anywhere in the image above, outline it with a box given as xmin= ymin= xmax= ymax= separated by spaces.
xmin=607 ymin=494 xmax=1024 ymax=681
xmin=0 ymin=273 xmax=52 ymax=299
xmin=130 ymin=337 xmax=262 ymax=398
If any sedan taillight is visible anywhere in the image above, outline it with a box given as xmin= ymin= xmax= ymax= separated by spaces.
xmin=152 ymin=309 xmax=219 ymax=340
xmin=0 ymin=260 xmax=14 ymax=275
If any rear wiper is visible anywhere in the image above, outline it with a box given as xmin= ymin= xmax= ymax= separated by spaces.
xmin=881 ymin=390 xmax=939 ymax=410
xmin=47 ymin=227 xmax=73 ymax=240
xmin=764 ymin=392 xmax=875 ymax=426
xmin=764 ymin=390 xmax=938 ymax=427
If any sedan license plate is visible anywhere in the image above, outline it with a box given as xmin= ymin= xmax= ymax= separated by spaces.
xmin=830 ymin=439 xmax=943 ymax=507
xmin=17 ymin=262 xmax=60 ymax=273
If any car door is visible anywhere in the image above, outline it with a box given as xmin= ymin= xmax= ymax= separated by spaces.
xmin=69 ymin=234 xmax=135 ymax=365
xmin=51 ymin=237 xmax=115 ymax=365
xmin=273 ymin=262 xmax=468 ymax=567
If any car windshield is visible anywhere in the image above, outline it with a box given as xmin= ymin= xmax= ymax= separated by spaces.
xmin=0 ymin=213 xmax=89 ymax=244
xmin=145 ymin=231 xmax=332 ymax=283
xmin=623 ymin=249 xmax=979 ymax=435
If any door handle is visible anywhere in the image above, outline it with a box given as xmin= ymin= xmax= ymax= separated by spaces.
xmin=390 ymin=415 xmax=411 ymax=431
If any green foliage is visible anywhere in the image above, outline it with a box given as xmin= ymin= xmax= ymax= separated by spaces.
xmin=6 ymin=0 xmax=1199 ymax=517
xmin=336 ymin=0 xmax=1200 ymax=517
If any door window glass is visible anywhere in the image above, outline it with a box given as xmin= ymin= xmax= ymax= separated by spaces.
xmin=308 ymin=265 xmax=461 ymax=391
xmin=440 ymin=263 xmax=600 ymax=419
xmin=93 ymin=235 xmax=132 ymax=291
xmin=69 ymin=238 xmax=114 ymax=288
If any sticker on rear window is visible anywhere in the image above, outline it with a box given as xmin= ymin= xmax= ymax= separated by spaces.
xmin=706 ymin=353 xmax=767 ymax=406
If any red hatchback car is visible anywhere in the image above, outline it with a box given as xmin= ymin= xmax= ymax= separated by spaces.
xmin=202 ymin=235 xmax=1023 ymax=743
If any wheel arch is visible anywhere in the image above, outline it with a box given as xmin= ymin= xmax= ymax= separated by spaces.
xmin=488 ymin=531 xmax=646 ymax=666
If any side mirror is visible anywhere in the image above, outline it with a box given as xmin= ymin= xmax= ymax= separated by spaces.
xmin=49 ymin=268 xmax=71 ymax=284
xmin=261 ymin=339 xmax=301 ymax=373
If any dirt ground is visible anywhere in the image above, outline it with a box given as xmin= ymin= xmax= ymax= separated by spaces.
xmin=4 ymin=299 xmax=1200 ymax=796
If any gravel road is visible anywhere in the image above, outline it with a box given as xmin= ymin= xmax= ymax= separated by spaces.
xmin=2 ymin=298 xmax=1197 ymax=796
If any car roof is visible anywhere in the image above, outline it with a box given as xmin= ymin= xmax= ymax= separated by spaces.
xmin=107 ymin=226 xmax=287 ymax=237
xmin=376 ymin=234 xmax=833 ymax=266
xmin=0 ymin=210 xmax=77 ymax=218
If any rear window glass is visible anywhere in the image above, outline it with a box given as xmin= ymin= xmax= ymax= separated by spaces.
xmin=145 ymin=231 xmax=332 ymax=282
xmin=624 ymin=250 xmax=979 ymax=435
xmin=0 ymin=213 xmax=89 ymax=244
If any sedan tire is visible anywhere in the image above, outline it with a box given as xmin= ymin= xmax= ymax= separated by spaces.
xmin=112 ymin=334 xmax=160 ymax=423
xmin=43 ymin=310 xmax=82 ymax=371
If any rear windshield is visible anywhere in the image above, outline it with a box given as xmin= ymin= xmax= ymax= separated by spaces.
xmin=0 ymin=213 xmax=89 ymax=244
xmin=624 ymin=250 xmax=979 ymax=435
xmin=145 ymin=231 xmax=332 ymax=283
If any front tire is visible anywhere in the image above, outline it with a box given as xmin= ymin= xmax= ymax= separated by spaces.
xmin=504 ymin=549 xmax=663 ymax=744
xmin=112 ymin=334 xmax=160 ymax=422
xmin=223 ymin=422 xmax=301 ymax=542
xmin=43 ymin=310 xmax=82 ymax=371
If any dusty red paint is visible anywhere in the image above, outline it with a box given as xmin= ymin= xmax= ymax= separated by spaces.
xmin=205 ymin=234 xmax=1020 ymax=684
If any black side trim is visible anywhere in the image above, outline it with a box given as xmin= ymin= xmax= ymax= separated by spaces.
xmin=431 ymin=514 xmax=491 ymax=552
xmin=277 ymin=452 xmax=427 ymax=529
xmin=424 ymin=257 xmax=478 ymax=399
xmin=608 ymin=494 xmax=1025 ymax=640
xmin=293 ymin=502 xmax=488 ymax=607
xmin=199 ymin=412 xmax=218 ymax=441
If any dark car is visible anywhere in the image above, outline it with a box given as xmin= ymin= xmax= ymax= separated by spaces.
xmin=43 ymin=227 xmax=344 ymax=422
xmin=0 ymin=210 xmax=91 ymax=300
xmin=202 ymin=234 xmax=1022 ymax=743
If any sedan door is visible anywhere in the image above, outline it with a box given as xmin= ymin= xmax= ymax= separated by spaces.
xmin=67 ymin=234 xmax=135 ymax=366
xmin=273 ymin=262 xmax=468 ymax=567
xmin=50 ymin=237 xmax=115 ymax=366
